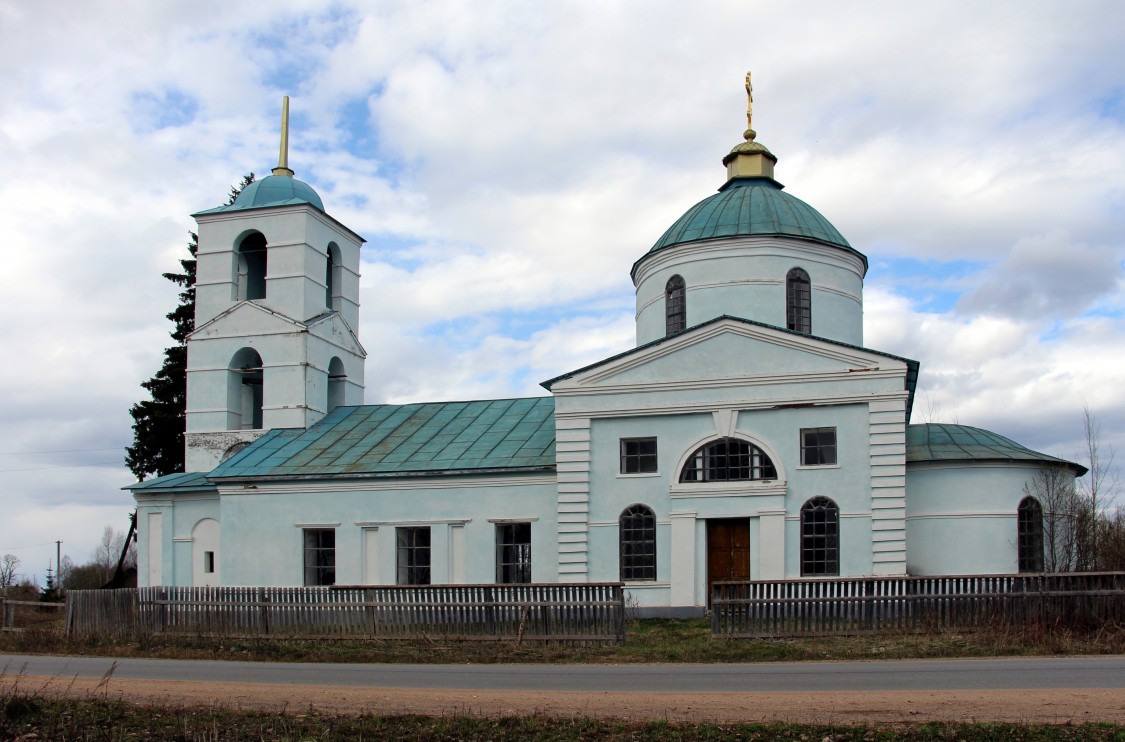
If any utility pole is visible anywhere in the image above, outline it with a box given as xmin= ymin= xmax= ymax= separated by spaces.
xmin=55 ymin=541 xmax=61 ymax=586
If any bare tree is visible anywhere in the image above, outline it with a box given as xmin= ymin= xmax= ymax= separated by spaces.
xmin=1077 ymin=405 xmax=1119 ymax=570
xmin=1025 ymin=466 xmax=1087 ymax=572
xmin=93 ymin=526 xmax=137 ymax=584
xmin=0 ymin=553 xmax=20 ymax=594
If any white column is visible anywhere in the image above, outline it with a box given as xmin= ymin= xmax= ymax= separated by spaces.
xmin=362 ymin=527 xmax=380 ymax=584
xmin=758 ymin=509 xmax=786 ymax=579
xmin=146 ymin=512 xmax=163 ymax=587
xmin=450 ymin=524 xmax=466 ymax=584
xmin=670 ymin=511 xmax=697 ymax=607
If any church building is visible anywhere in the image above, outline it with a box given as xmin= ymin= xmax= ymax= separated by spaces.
xmin=129 ymin=85 xmax=1084 ymax=613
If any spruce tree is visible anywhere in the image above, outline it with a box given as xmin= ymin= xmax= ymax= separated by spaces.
xmin=126 ymin=175 xmax=255 ymax=480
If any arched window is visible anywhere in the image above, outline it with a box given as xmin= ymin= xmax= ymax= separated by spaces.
xmin=619 ymin=504 xmax=656 ymax=581
xmin=680 ymin=438 xmax=776 ymax=482
xmin=327 ymin=357 xmax=346 ymax=414
xmin=236 ymin=232 xmax=268 ymax=301
xmin=228 ymin=348 xmax=263 ymax=430
xmin=1018 ymin=496 xmax=1044 ymax=572
xmin=801 ymin=497 xmax=840 ymax=576
xmin=220 ymin=442 xmax=250 ymax=462
xmin=325 ymin=243 xmax=340 ymax=310
xmin=665 ymin=275 xmax=686 ymax=336
xmin=786 ymin=268 xmax=811 ymax=334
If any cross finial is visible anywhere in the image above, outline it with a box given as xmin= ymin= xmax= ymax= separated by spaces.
xmin=272 ymin=96 xmax=295 ymax=177
xmin=743 ymin=71 xmax=756 ymax=141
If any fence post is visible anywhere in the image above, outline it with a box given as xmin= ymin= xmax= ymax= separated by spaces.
xmin=258 ymin=587 xmax=269 ymax=636
xmin=1 ymin=598 xmax=11 ymax=630
xmin=615 ymin=584 xmax=626 ymax=644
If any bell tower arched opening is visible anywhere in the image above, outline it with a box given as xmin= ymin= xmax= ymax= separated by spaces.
xmin=235 ymin=231 xmax=268 ymax=301
xmin=228 ymin=347 xmax=264 ymax=430
xmin=327 ymin=356 xmax=346 ymax=414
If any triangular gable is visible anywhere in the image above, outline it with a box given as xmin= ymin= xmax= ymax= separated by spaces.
xmin=307 ymin=312 xmax=366 ymax=357
xmin=190 ymin=301 xmax=306 ymax=340
xmin=544 ymin=315 xmax=919 ymax=415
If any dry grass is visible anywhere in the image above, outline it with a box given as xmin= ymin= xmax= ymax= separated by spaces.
xmin=3 ymin=616 xmax=1124 ymax=665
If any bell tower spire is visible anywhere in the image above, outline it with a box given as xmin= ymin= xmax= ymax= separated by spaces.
xmin=272 ymin=96 xmax=295 ymax=177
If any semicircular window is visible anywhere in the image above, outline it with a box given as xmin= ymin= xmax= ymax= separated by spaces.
xmin=679 ymin=437 xmax=776 ymax=482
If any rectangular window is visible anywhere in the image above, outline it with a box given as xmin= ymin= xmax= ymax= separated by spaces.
xmin=620 ymin=437 xmax=658 ymax=474
xmin=396 ymin=527 xmax=431 ymax=585
xmin=800 ymin=427 xmax=837 ymax=466
xmin=203 ymin=551 xmax=215 ymax=574
xmin=303 ymin=528 xmax=335 ymax=586
xmin=496 ymin=523 xmax=532 ymax=583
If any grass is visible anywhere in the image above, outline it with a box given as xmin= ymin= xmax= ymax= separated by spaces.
xmin=2 ymin=693 xmax=1124 ymax=741
xmin=3 ymin=620 xmax=1124 ymax=738
xmin=2 ymin=616 xmax=1124 ymax=664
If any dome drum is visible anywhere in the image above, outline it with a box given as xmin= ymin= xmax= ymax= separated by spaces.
xmin=633 ymin=235 xmax=866 ymax=347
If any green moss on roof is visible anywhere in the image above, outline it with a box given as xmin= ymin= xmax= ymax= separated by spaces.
xmin=906 ymin=423 xmax=1086 ymax=475
xmin=641 ymin=178 xmax=856 ymax=265
xmin=210 ymin=397 xmax=556 ymax=481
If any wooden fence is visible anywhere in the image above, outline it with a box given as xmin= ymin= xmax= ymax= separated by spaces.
xmin=66 ymin=583 xmax=626 ymax=644
xmin=2 ymin=598 xmax=66 ymax=631
xmin=712 ymin=572 xmax=1125 ymax=638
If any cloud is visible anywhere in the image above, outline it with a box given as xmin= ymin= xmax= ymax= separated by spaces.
xmin=956 ymin=231 xmax=1123 ymax=319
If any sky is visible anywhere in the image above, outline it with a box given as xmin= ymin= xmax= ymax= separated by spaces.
xmin=0 ymin=1 xmax=1122 ymax=584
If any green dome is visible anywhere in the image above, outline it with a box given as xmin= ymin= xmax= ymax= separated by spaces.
xmin=906 ymin=423 xmax=1087 ymax=475
xmin=197 ymin=175 xmax=324 ymax=215
xmin=647 ymin=178 xmax=850 ymax=254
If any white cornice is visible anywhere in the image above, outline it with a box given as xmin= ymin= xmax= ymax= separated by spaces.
xmin=217 ymin=473 xmax=556 ymax=496
xmin=553 ymin=391 xmax=907 ymax=420
xmin=194 ymin=202 xmax=365 ymax=246
xmin=632 ymin=236 xmax=866 ymax=286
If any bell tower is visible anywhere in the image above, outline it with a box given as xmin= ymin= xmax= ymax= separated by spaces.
xmin=184 ymin=97 xmax=367 ymax=472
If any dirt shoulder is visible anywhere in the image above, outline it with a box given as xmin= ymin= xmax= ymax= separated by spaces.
xmin=11 ymin=675 xmax=1125 ymax=725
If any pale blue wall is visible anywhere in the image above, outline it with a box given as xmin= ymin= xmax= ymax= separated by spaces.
xmin=906 ymin=462 xmax=1044 ymax=575
xmin=216 ymin=477 xmax=557 ymax=587
xmin=583 ymin=402 xmax=874 ymax=587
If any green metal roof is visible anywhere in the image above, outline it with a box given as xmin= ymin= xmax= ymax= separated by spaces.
xmin=906 ymin=423 xmax=1087 ymax=475
xmin=634 ymin=178 xmax=862 ymax=279
xmin=126 ymin=471 xmax=216 ymax=494
xmin=542 ymin=314 xmax=920 ymax=420
xmin=194 ymin=174 xmax=324 ymax=215
xmin=209 ymin=397 xmax=557 ymax=482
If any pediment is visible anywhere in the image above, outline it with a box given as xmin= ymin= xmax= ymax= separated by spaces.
xmin=190 ymin=304 xmax=366 ymax=356
xmin=308 ymin=313 xmax=366 ymax=356
xmin=190 ymin=301 xmax=305 ymax=339
xmin=549 ymin=317 xmax=907 ymax=392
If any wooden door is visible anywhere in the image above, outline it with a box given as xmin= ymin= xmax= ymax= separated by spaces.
xmin=707 ymin=518 xmax=750 ymax=603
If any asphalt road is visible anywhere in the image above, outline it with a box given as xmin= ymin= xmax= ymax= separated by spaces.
xmin=3 ymin=654 xmax=1124 ymax=693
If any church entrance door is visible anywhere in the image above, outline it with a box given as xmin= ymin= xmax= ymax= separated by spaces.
xmin=706 ymin=518 xmax=750 ymax=604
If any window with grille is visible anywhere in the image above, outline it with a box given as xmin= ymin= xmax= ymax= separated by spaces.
xmin=787 ymin=268 xmax=811 ymax=334
xmin=620 ymin=438 xmax=657 ymax=474
xmin=665 ymin=275 xmax=686 ymax=335
xmin=1017 ymin=497 xmax=1044 ymax=572
xmin=800 ymin=427 xmax=837 ymax=466
xmin=801 ymin=497 xmax=839 ymax=576
xmin=679 ymin=438 xmax=776 ymax=482
xmin=496 ymin=523 xmax=532 ymax=584
xmin=619 ymin=504 xmax=656 ymax=581
xmin=303 ymin=528 xmax=335 ymax=586
xmin=396 ymin=526 xmax=431 ymax=585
